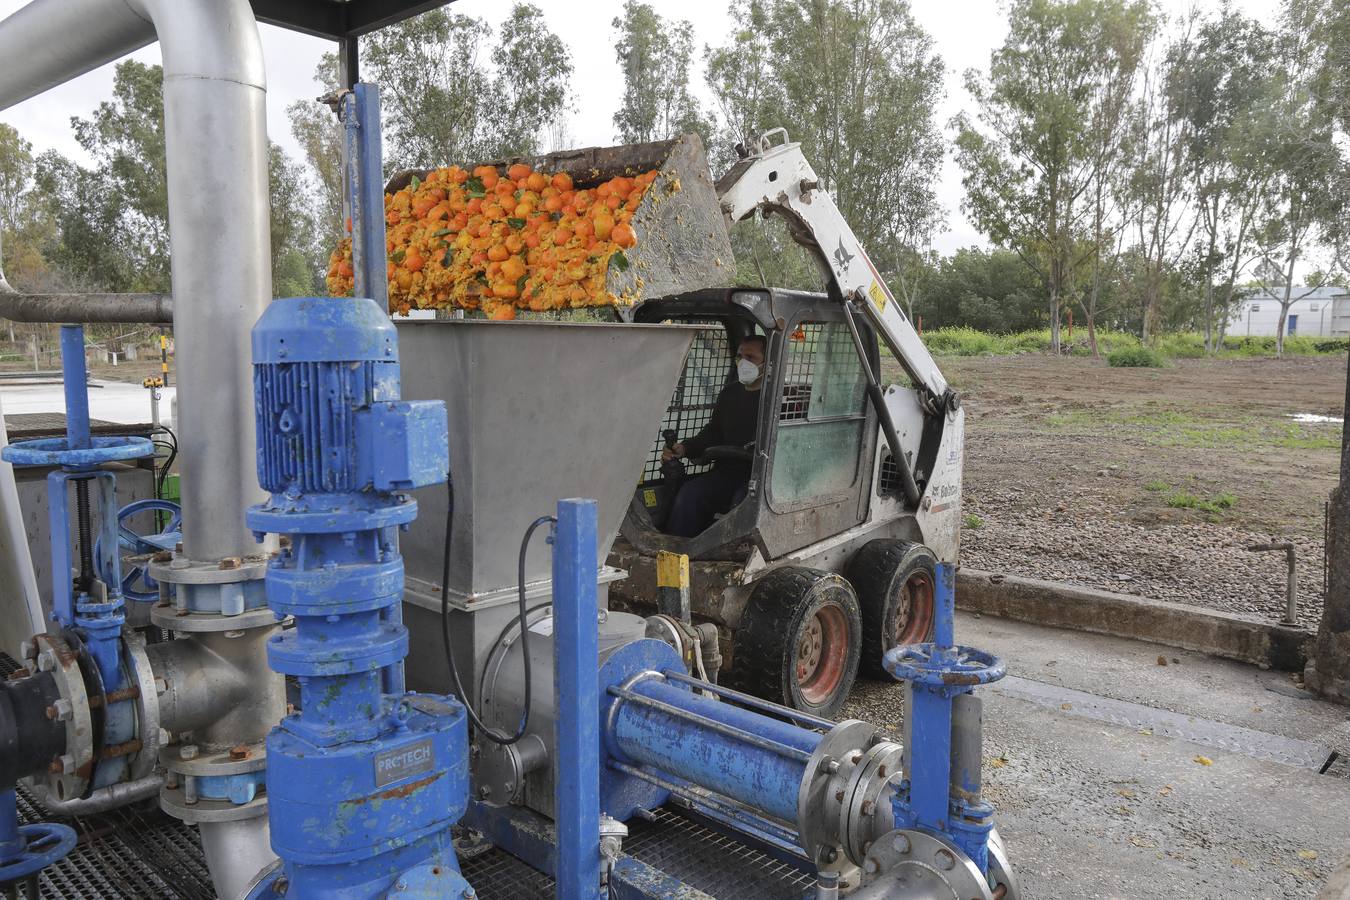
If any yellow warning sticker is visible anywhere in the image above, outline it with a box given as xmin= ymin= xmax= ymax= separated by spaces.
xmin=868 ymin=281 xmax=887 ymax=312
xmin=642 ymin=489 xmax=659 ymax=508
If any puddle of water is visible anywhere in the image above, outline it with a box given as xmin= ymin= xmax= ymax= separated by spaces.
xmin=1288 ymin=413 xmax=1343 ymax=425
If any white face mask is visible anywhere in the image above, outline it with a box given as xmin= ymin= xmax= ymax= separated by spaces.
xmin=737 ymin=358 xmax=761 ymax=385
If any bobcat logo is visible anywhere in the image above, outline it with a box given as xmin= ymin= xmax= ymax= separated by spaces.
xmin=832 ymin=239 xmax=855 ymax=275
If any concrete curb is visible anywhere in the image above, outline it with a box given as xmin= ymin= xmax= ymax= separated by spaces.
xmin=956 ymin=568 xmax=1313 ymax=671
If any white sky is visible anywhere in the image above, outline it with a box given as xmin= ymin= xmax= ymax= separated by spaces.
xmin=0 ymin=0 xmax=1284 ymax=256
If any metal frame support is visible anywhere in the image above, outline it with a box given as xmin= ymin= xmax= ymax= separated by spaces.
xmin=554 ymin=498 xmax=603 ymax=899
xmin=342 ymin=82 xmax=389 ymax=312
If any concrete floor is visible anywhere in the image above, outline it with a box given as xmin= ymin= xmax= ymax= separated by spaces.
xmin=846 ymin=613 xmax=1350 ymax=899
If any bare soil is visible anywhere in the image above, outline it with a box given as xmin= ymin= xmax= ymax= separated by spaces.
xmin=937 ymin=354 xmax=1346 ymax=627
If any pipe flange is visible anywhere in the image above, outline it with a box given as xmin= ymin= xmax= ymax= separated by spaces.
xmin=123 ymin=631 xmax=162 ymax=781
xmin=150 ymin=606 xmax=279 ymax=633
xmin=987 ymin=827 xmax=1020 ymax=899
xmin=839 ymin=740 xmax=905 ymax=866
xmin=856 ymin=828 xmax=993 ymax=899
xmin=797 ymin=719 xmax=880 ymax=873
xmin=24 ymin=633 xmax=94 ymax=803
xmin=148 ymin=554 xmax=269 ymax=586
xmin=160 ymin=786 xmax=267 ymax=824
xmin=161 ymin=740 xmax=267 ymax=777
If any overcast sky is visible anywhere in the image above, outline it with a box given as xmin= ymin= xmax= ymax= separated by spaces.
xmin=0 ymin=0 xmax=1284 ymax=255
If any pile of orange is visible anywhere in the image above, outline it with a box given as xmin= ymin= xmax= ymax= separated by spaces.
xmin=326 ymin=162 xmax=657 ymax=319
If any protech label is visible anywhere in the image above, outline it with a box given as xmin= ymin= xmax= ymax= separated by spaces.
xmin=374 ymin=738 xmax=435 ymax=788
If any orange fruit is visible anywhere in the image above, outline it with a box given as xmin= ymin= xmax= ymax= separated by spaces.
xmin=501 ymin=256 xmax=526 ymax=281
xmin=481 ymin=170 xmax=499 ymax=190
xmin=492 ymin=281 xmax=519 ymax=299
xmin=612 ymin=223 xmax=636 ymax=248
xmin=526 ymin=172 xmax=547 ymax=193
xmin=552 ymin=172 xmax=573 ymax=192
xmin=490 ymin=304 xmax=517 ymax=320
xmin=507 ymin=163 xmax=532 ymax=182
xmin=487 ymin=245 xmax=510 ymax=262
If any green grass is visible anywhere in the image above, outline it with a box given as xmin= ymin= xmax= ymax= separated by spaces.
xmin=963 ymin=513 xmax=984 ymax=530
xmin=1046 ymin=407 xmax=1342 ymax=451
xmin=1164 ymin=489 xmax=1237 ymax=516
xmin=1143 ymin=479 xmax=1171 ymax=492
xmin=1107 ymin=346 xmax=1167 ymax=368
xmin=921 ymin=327 xmax=1348 ymax=360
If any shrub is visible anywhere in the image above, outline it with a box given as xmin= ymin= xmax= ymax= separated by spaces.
xmin=1107 ymin=346 xmax=1166 ymax=368
xmin=923 ymin=327 xmax=1000 ymax=356
xmin=1155 ymin=333 xmax=1207 ymax=358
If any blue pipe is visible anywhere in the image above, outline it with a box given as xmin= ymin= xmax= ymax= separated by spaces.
xmin=59 ymin=326 xmax=89 ymax=451
xmin=609 ymin=677 xmax=823 ymax=825
xmin=554 ymin=498 xmax=602 ymax=900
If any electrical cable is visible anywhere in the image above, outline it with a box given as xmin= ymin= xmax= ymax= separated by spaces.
xmin=440 ymin=473 xmax=554 ymax=745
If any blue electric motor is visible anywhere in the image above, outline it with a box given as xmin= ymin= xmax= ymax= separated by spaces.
xmin=245 ymin=297 xmax=471 ymax=898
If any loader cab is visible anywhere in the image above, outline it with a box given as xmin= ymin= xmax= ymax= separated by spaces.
xmin=620 ymin=287 xmax=880 ymax=563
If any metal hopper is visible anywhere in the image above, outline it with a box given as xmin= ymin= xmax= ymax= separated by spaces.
xmin=395 ymin=318 xmax=698 ymax=698
xmin=387 ymin=132 xmax=735 ymax=308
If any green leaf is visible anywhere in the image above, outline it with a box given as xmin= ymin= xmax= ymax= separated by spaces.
xmin=609 ymin=250 xmax=629 ymax=272
xmin=442 ymin=247 xmax=454 ymax=267
xmin=409 ymin=175 xmax=421 ymax=190
xmin=390 ymin=249 xmax=406 ymax=263
xmin=516 ymin=274 xmax=528 ymax=292
xmin=465 ymin=176 xmax=485 ymax=198
xmin=433 ymin=228 xmax=452 ymax=236
xmin=507 ymin=217 xmax=526 ymax=229
xmin=550 ymin=211 xmax=562 ymax=222
xmin=475 ymin=273 xmax=490 ymax=286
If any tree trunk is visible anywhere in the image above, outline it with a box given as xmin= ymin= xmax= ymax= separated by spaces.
xmin=1277 ymin=250 xmax=1298 ymax=358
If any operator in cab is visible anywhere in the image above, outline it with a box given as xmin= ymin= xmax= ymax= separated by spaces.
xmin=662 ymin=334 xmax=765 ymax=537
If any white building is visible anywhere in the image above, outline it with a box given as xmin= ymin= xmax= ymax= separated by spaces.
xmin=1227 ymin=286 xmax=1350 ymax=338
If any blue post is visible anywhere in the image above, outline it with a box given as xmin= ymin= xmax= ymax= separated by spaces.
xmin=59 ymin=326 xmax=89 ymax=450
xmin=554 ymin=498 xmax=602 ymax=900
xmin=342 ymin=81 xmax=400 ymax=697
xmin=0 ymin=790 xmax=20 ymax=861
xmin=344 ymin=82 xmax=389 ymax=312
xmin=934 ymin=561 xmax=955 ymax=649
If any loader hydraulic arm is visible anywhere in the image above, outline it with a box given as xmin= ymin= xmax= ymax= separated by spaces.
xmin=716 ymin=130 xmax=956 ymax=416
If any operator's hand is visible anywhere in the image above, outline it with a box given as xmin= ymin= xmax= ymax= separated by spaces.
xmin=662 ymin=442 xmax=686 ymax=462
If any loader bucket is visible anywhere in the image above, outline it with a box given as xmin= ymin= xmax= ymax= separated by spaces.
xmin=386 ymin=133 xmax=735 ymax=308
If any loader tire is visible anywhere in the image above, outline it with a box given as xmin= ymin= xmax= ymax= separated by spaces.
xmin=846 ymin=539 xmax=937 ymax=680
xmin=728 ymin=567 xmax=861 ymax=718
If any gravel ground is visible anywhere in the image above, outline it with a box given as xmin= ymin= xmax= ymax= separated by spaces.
xmin=929 ymin=354 xmax=1347 ymax=627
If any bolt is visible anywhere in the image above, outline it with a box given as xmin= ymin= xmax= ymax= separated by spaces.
xmin=152 ymin=550 xmax=172 ymax=563
xmin=229 ymin=745 xmax=250 ymax=761
xmin=154 ymin=677 xmax=168 ymax=694
xmin=861 ymin=800 xmax=874 ymax=816
xmin=834 ymin=789 xmax=845 ymax=803
xmin=824 ymin=847 xmax=839 ymax=864
xmin=394 ymin=882 xmax=407 ymax=892
xmin=219 ymin=557 xmax=242 ymax=570
xmin=158 ymin=728 xmax=172 ymax=746
xmin=935 ymin=849 xmax=955 ymax=871
xmin=51 ymin=699 xmax=73 ymax=721
xmin=56 ymin=753 xmax=75 ymax=774
xmin=893 ymin=834 xmax=911 ymax=854
xmin=183 ymin=774 xmax=198 ymax=804
xmin=36 ymin=651 xmax=55 ymax=672
xmin=19 ymin=639 xmax=34 ymax=660
xmin=478 ymin=786 xmax=490 ymax=799
xmin=180 ymin=744 xmax=199 ymax=760
xmin=877 ymin=764 xmax=888 ymax=778
xmin=462 ymin=890 xmax=475 ymax=899
xmin=850 ymin=751 xmax=863 ymax=765
xmin=175 ymin=542 xmax=184 ymax=553
xmin=176 ymin=608 xmax=190 ymax=617
xmin=864 ymin=857 xmax=879 ymax=875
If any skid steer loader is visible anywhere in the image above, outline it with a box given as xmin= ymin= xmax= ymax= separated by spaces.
xmin=606 ymin=129 xmax=966 ymax=718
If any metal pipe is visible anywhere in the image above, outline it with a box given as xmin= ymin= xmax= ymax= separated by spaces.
xmin=0 ymin=294 xmax=172 ymax=324
xmin=1248 ymin=542 xmax=1298 ymax=626
xmin=658 ymin=669 xmax=834 ymax=731
xmin=58 ymin=327 xmax=89 ymax=450
xmin=608 ymin=684 xmax=814 ymax=762
xmin=608 ymin=675 xmax=823 ymax=824
xmin=0 ymin=0 xmax=154 ymax=108
xmin=35 ymin=773 xmax=163 ymax=816
xmin=607 ymin=760 xmax=798 ymax=840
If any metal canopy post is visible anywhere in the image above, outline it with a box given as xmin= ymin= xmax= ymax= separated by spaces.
xmin=342 ymin=82 xmax=389 ymax=312
xmin=554 ymin=498 xmax=603 ymax=899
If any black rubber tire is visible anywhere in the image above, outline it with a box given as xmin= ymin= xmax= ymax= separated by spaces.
xmin=728 ymin=566 xmax=862 ymax=718
xmin=846 ymin=539 xmax=938 ymax=680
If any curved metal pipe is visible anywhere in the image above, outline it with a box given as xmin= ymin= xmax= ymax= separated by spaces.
xmin=0 ymin=0 xmax=271 ymax=562
xmin=34 ymin=774 xmax=164 ymax=816
xmin=0 ymin=294 xmax=172 ymax=324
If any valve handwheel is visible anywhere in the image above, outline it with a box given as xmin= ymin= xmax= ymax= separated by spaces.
xmin=96 ymin=499 xmax=182 ymax=602
xmin=884 ymin=642 xmax=1005 ymax=688
xmin=0 ymin=790 xmax=78 ymax=895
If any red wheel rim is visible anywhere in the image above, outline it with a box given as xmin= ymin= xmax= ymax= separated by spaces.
xmin=893 ymin=569 xmax=935 ymax=646
xmin=796 ymin=602 xmax=849 ymax=705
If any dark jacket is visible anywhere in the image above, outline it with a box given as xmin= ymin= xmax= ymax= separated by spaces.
xmin=682 ymin=381 xmax=761 ymax=473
